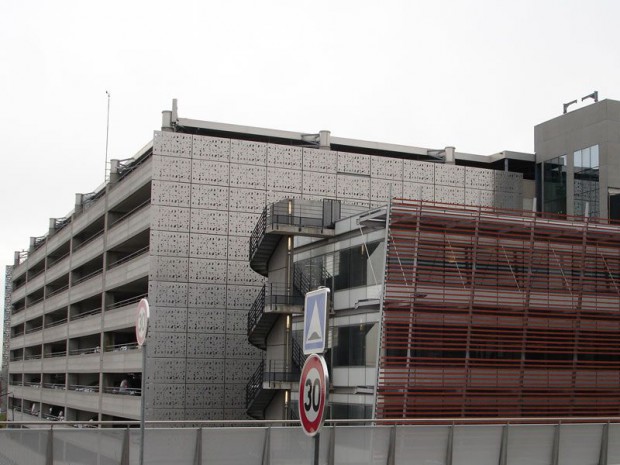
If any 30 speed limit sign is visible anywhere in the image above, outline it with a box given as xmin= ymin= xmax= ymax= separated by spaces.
xmin=298 ymin=354 xmax=329 ymax=436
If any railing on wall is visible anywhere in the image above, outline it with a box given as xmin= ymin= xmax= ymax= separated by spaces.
xmin=1 ymin=418 xmax=619 ymax=465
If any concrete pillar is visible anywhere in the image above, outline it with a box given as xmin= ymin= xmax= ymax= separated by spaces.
xmin=74 ymin=194 xmax=84 ymax=215
xmin=162 ymin=111 xmax=173 ymax=131
xmin=14 ymin=251 xmax=21 ymax=266
xmin=109 ymin=159 xmax=120 ymax=183
xmin=444 ymin=146 xmax=456 ymax=164
xmin=319 ymin=130 xmax=331 ymax=150
xmin=49 ymin=218 xmax=56 ymax=236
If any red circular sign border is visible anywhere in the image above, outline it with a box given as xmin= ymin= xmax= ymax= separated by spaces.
xmin=298 ymin=354 xmax=329 ymax=437
xmin=135 ymin=299 xmax=150 ymax=347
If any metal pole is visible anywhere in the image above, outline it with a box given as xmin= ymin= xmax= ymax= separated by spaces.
xmin=313 ymin=433 xmax=320 ymax=465
xmin=104 ymin=91 xmax=111 ymax=182
xmin=139 ymin=344 xmax=147 ymax=465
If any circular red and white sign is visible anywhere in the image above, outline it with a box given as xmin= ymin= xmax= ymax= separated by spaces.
xmin=298 ymin=354 xmax=329 ymax=437
xmin=135 ymin=299 xmax=150 ymax=347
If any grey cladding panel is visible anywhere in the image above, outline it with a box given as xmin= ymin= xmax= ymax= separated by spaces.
xmin=230 ymin=164 xmax=266 ymax=189
xmin=186 ymin=332 xmax=226 ymax=358
xmin=230 ymin=139 xmax=267 ymax=166
xmin=152 ymin=180 xmax=191 ymax=207
xmin=191 ymin=184 xmax=229 ymax=210
xmin=229 ymin=188 xmax=266 ymax=213
xmin=224 ymin=382 xmax=249 ymax=409
xmin=148 ymin=332 xmax=187 ymax=357
xmin=227 ymin=285 xmax=262 ymax=309
xmin=190 ymin=209 xmax=229 ymax=235
xmin=302 ymin=148 xmax=337 ymax=173
xmin=190 ymin=234 xmax=228 ymax=259
xmin=148 ymin=383 xmax=187 ymax=408
xmin=187 ymin=307 xmax=226 ymax=333
xmin=149 ymin=305 xmax=187 ymax=332
xmin=403 ymin=182 xmax=434 ymax=202
xmin=227 ymin=236 xmax=249 ymax=261
xmin=371 ymin=178 xmax=403 ymax=202
xmin=226 ymin=309 xmax=248 ymax=334
xmin=267 ymin=167 xmax=302 ymax=193
xmin=371 ymin=156 xmax=403 ymax=180
xmin=186 ymin=358 xmax=226 ymax=383
xmin=267 ymin=144 xmax=303 ymax=169
xmin=187 ymin=283 xmax=227 ymax=308
xmin=225 ymin=359 xmax=259 ymax=384
xmin=152 ymin=155 xmax=192 ymax=183
xmin=403 ymin=160 xmax=434 ymax=184
xmin=191 ymin=160 xmax=229 ymax=186
xmin=229 ymin=212 xmax=261 ymax=237
xmin=186 ymin=383 xmax=225 ymax=409
xmin=150 ymin=231 xmax=190 ymax=256
xmin=188 ymin=258 xmax=227 ymax=284
xmin=150 ymin=206 xmax=190 ymax=232
xmin=153 ymin=131 xmax=192 ymax=157
xmin=302 ymin=171 xmax=337 ymax=197
xmin=227 ymin=261 xmax=263 ymax=286
xmin=192 ymin=135 xmax=230 ymax=162
xmin=337 ymin=174 xmax=371 ymax=200
xmin=435 ymin=185 xmax=465 ymax=204
xmin=146 ymin=357 xmax=187 ymax=383
xmin=149 ymin=281 xmax=188 ymax=307
xmin=465 ymin=167 xmax=495 ymax=190
xmin=465 ymin=189 xmax=495 ymax=207
xmin=435 ymin=164 xmax=465 ymax=187
xmin=338 ymin=152 xmax=370 ymax=175
xmin=150 ymin=256 xmax=189 ymax=282
xmin=226 ymin=334 xmax=262 ymax=359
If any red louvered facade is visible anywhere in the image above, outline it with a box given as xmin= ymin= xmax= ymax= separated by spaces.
xmin=375 ymin=199 xmax=620 ymax=418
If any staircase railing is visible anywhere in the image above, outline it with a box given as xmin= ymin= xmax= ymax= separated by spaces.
xmin=247 ymin=285 xmax=266 ymax=335
xmin=245 ymin=360 xmax=265 ymax=409
xmin=292 ymin=337 xmax=306 ymax=371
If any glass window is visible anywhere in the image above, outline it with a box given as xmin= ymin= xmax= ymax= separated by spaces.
xmin=574 ymin=145 xmax=600 ymax=217
xmin=543 ymin=155 xmax=567 ymax=215
xmin=333 ymin=323 xmax=377 ymax=367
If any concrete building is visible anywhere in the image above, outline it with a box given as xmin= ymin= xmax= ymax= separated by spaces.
xmin=536 ymin=98 xmax=620 ymax=219
xmin=250 ymin=198 xmax=620 ymax=420
xmin=3 ymin=100 xmax=536 ymax=423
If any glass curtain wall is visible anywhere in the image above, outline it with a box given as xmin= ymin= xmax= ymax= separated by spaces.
xmin=543 ymin=155 xmax=567 ymax=215
xmin=574 ymin=145 xmax=600 ymax=217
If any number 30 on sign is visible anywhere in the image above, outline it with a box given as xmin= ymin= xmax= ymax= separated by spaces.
xmin=299 ymin=354 xmax=329 ymax=436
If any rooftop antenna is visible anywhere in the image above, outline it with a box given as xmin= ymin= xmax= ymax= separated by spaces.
xmin=582 ymin=91 xmax=598 ymax=103
xmin=105 ymin=91 xmax=111 ymax=182
xmin=563 ymin=99 xmax=578 ymax=114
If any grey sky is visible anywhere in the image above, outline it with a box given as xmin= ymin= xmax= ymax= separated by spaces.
xmin=1 ymin=0 xmax=619 ymax=355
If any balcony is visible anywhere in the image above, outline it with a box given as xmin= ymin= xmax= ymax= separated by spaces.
xmin=102 ymin=343 xmax=141 ymax=372
xmin=101 ymin=390 xmax=141 ymax=419
xmin=67 ymin=308 xmax=101 ymax=338
xmin=105 ymin=251 xmax=149 ymax=290
xmin=249 ymin=199 xmax=339 ymax=276
xmin=106 ymin=202 xmax=151 ymax=250
xmin=246 ymin=340 xmax=306 ymax=420
xmin=247 ymin=284 xmax=304 ymax=350
xmin=45 ymin=253 xmax=71 ymax=283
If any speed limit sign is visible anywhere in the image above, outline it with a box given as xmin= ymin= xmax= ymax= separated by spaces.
xmin=298 ymin=354 xmax=329 ymax=436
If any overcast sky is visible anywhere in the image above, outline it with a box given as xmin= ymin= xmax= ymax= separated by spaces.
xmin=1 ymin=0 xmax=619 ymax=355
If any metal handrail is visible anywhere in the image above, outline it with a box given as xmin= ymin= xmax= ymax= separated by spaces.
xmin=68 ymin=384 xmax=100 ymax=393
xmin=68 ymin=346 xmax=101 ymax=356
xmin=106 ymin=293 xmax=147 ymax=310
xmin=47 ymin=284 xmax=69 ymax=298
xmin=28 ymin=267 xmax=45 ymax=280
xmin=104 ymin=342 xmax=139 ymax=352
xmin=72 ymin=229 xmax=104 ymax=252
xmin=108 ymin=199 xmax=151 ymax=229
xmin=44 ymin=350 xmax=67 ymax=358
xmin=247 ymin=285 xmax=266 ymax=334
xmin=24 ymin=353 xmax=42 ymax=360
xmin=47 ymin=250 xmax=70 ymax=268
xmin=28 ymin=295 xmax=45 ymax=306
xmin=42 ymin=383 xmax=66 ymax=390
xmin=25 ymin=324 xmax=43 ymax=334
xmin=73 ymin=268 xmax=103 ymax=286
xmin=107 ymin=246 xmax=149 ymax=270
xmin=245 ymin=360 xmax=265 ymax=409
xmin=292 ymin=337 xmax=306 ymax=370
xmin=264 ymin=359 xmax=300 ymax=384
xmin=46 ymin=317 xmax=68 ymax=328
xmin=71 ymin=307 xmax=101 ymax=321
xmin=102 ymin=386 xmax=141 ymax=395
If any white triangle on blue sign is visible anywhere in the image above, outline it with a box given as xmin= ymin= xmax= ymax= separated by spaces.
xmin=306 ymin=300 xmax=323 ymax=342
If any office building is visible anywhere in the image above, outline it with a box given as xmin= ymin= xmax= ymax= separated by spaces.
xmin=251 ymin=198 xmax=620 ymax=419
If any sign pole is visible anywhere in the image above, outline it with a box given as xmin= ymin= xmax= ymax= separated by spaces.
xmin=139 ymin=343 xmax=146 ymax=465
xmin=135 ymin=298 xmax=150 ymax=465
xmin=313 ymin=432 xmax=320 ymax=465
